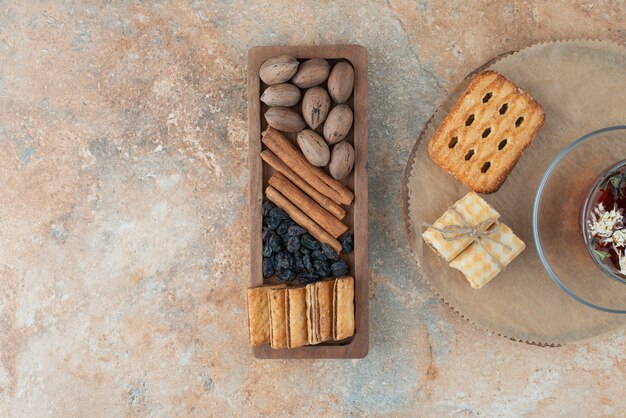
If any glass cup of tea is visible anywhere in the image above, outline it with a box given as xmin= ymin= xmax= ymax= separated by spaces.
xmin=533 ymin=125 xmax=626 ymax=313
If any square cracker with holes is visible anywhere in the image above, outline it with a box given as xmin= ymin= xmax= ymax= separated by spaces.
xmin=428 ymin=71 xmax=544 ymax=193
xmin=422 ymin=192 xmax=500 ymax=262
xmin=450 ymin=223 xmax=525 ymax=289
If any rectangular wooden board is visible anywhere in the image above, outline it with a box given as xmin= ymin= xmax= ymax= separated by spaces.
xmin=248 ymin=45 xmax=369 ymax=359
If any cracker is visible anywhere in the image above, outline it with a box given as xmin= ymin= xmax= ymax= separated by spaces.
xmin=246 ymin=284 xmax=286 ymax=347
xmin=316 ymin=280 xmax=334 ymax=343
xmin=268 ymin=288 xmax=288 ymax=349
xmin=422 ymin=192 xmax=500 ymax=262
xmin=428 ymin=71 xmax=545 ymax=193
xmin=333 ymin=276 xmax=355 ymax=341
xmin=306 ymin=283 xmax=320 ymax=345
xmin=286 ymin=287 xmax=308 ymax=349
xmin=450 ymin=223 xmax=525 ymax=289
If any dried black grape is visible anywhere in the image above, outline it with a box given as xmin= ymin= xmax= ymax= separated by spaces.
xmin=294 ymin=253 xmax=304 ymax=271
xmin=277 ymin=268 xmax=294 ymax=282
xmin=281 ymin=219 xmax=295 ymax=228
xmin=313 ymin=260 xmax=330 ymax=277
xmin=340 ymin=234 xmax=354 ymax=254
xmin=262 ymin=201 xmax=276 ymax=217
xmin=274 ymin=252 xmax=290 ymax=270
xmin=266 ymin=216 xmax=281 ymax=230
xmin=280 ymin=233 xmax=290 ymax=245
xmin=269 ymin=207 xmax=289 ymax=220
xmin=299 ymin=246 xmax=311 ymax=255
xmin=262 ymin=241 xmax=272 ymax=258
xmin=301 ymin=233 xmax=321 ymax=250
xmin=321 ymin=243 xmax=340 ymax=261
xmin=276 ymin=222 xmax=289 ymax=235
xmin=262 ymin=257 xmax=274 ymax=278
xmin=311 ymin=250 xmax=327 ymax=262
xmin=330 ymin=260 xmax=349 ymax=277
xmin=271 ymin=253 xmax=280 ymax=270
xmin=269 ymin=233 xmax=282 ymax=252
xmin=262 ymin=227 xmax=271 ymax=242
xmin=288 ymin=225 xmax=307 ymax=236
xmin=303 ymin=254 xmax=314 ymax=272
xmin=297 ymin=272 xmax=320 ymax=284
xmin=286 ymin=253 xmax=295 ymax=269
xmin=286 ymin=236 xmax=301 ymax=253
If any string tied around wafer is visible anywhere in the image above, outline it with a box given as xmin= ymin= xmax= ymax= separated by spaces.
xmin=423 ymin=207 xmax=512 ymax=270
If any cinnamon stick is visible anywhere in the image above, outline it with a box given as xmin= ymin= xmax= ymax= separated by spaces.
xmin=269 ymin=172 xmax=349 ymax=239
xmin=266 ymin=186 xmax=342 ymax=253
xmin=261 ymin=150 xmax=346 ymax=220
xmin=262 ymin=127 xmax=354 ymax=206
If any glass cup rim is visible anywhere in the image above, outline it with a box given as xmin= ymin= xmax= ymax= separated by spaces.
xmin=532 ymin=125 xmax=626 ymax=314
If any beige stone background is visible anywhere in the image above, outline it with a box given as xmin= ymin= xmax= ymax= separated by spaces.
xmin=0 ymin=0 xmax=625 ymax=416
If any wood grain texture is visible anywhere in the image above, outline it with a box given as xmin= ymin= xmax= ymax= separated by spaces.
xmin=248 ymin=45 xmax=368 ymax=359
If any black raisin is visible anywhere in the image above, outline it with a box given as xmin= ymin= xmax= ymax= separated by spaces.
xmin=262 ymin=227 xmax=271 ymax=242
xmin=281 ymin=219 xmax=295 ymax=228
xmin=297 ymin=271 xmax=320 ymax=284
xmin=287 ymin=236 xmax=301 ymax=253
xmin=272 ymin=253 xmax=280 ymax=270
xmin=269 ymin=233 xmax=282 ymax=252
xmin=269 ymin=207 xmax=289 ymax=220
xmin=262 ymin=241 xmax=272 ymax=258
xmin=276 ymin=268 xmax=293 ymax=282
xmin=280 ymin=233 xmax=290 ymax=245
xmin=321 ymin=243 xmax=340 ymax=261
xmin=262 ymin=201 xmax=276 ymax=217
xmin=340 ymin=234 xmax=354 ymax=254
xmin=288 ymin=225 xmax=307 ymax=236
xmin=313 ymin=260 xmax=330 ymax=277
xmin=287 ymin=253 xmax=295 ymax=269
xmin=266 ymin=216 xmax=281 ymax=230
xmin=262 ymin=257 xmax=274 ymax=278
xmin=294 ymin=253 xmax=304 ymax=271
xmin=301 ymin=233 xmax=321 ymax=250
xmin=274 ymin=252 xmax=290 ymax=270
xmin=331 ymin=260 xmax=349 ymax=277
xmin=303 ymin=254 xmax=314 ymax=272
xmin=311 ymin=250 xmax=327 ymax=262
xmin=276 ymin=222 xmax=289 ymax=235
xmin=300 ymin=246 xmax=311 ymax=255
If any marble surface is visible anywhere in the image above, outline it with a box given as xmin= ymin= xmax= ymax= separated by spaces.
xmin=0 ymin=1 xmax=625 ymax=416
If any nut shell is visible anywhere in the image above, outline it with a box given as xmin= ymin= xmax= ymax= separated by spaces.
xmin=265 ymin=107 xmax=306 ymax=132
xmin=292 ymin=58 xmax=330 ymax=88
xmin=260 ymin=83 xmax=301 ymax=107
xmin=259 ymin=55 xmax=299 ymax=85
xmin=297 ymin=129 xmax=330 ymax=167
xmin=328 ymin=62 xmax=354 ymax=104
xmin=328 ymin=141 xmax=355 ymax=180
xmin=323 ymin=104 xmax=353 ymax=144
xmin=302 ymin=87 xmax=331 ymax=130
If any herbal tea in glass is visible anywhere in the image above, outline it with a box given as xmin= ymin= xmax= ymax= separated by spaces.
xmin=583 ymin=160 xmax=626 ymax=282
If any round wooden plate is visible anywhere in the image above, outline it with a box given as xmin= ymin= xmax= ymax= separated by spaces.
xmin=401 ymin=40 xmax=626 ymax=345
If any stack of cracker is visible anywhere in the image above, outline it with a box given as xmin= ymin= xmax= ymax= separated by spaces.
xmin=247 ymin=276 xmax=355 ymax=349
xmin=422 ymin=192 xmax=525 ymax=289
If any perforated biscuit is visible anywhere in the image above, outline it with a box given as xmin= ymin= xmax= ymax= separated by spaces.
xmin=428 ymin=71 xmax=545 ymax=193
